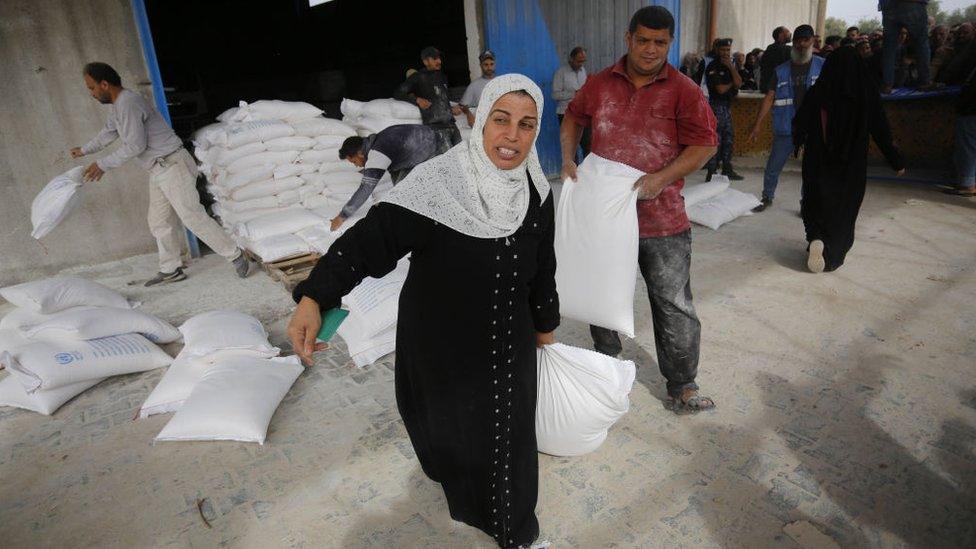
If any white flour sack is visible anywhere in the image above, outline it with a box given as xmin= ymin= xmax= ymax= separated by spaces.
xmin=0 ymin=374 xmax=102 ymax=415
xmin=31 ymin=166 xmax=85 ymax=239
xmin=342 ymin=259 xmax=409 ymax=340
xmin=554 ymin=154 xmax=641 ymax=337
xmin=21 ymin=307 xmax=181 ymax=344
xmin=138 ymin=348 xmax=261 ymax=418
xmin=178 ymin=310 xmax=279 ymax=360
xmin=535 ymin=343 xmax=636 ymax=456
xmin=1 ymin=276 xmax=137 ymax=314
xmin=336 ymin=314 xmax=396 ymax=368
xmin=154 ymin=355 xmax=303 ymax=444
xmin=1 ymin=333 xmax=172 ymax=392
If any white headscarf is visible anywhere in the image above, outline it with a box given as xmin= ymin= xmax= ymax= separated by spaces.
xmin=380 ymin=73 xmax=550 ymax=239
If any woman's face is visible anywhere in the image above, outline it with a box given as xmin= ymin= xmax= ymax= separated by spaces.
xmin=482 ymin=92 xmax=538 ymax=170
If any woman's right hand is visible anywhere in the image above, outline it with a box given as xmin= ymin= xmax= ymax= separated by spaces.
xmin=288 ymin=296 xmax=328 ymax=366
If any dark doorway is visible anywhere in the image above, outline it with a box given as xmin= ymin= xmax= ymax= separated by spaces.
xmin=146 ymin=0 xmax=471 ymax=137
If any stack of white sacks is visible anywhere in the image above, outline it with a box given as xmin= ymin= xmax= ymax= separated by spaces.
xmin=191 ymin=100 xmax=371 ymax=263
xmin=340 ymin=98 xmax=471 ymax=141
xmin=0 ymin=276 xmax=176 ymax=415
xmin=143 ymin=310 xmax=302 ymax=445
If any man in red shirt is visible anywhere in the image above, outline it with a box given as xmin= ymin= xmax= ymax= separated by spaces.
xmin=560 ymin=5 xmax=718 ymax=413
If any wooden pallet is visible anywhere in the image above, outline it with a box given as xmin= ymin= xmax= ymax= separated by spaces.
xmin=245 ymin=250 xmax=321 ymax=291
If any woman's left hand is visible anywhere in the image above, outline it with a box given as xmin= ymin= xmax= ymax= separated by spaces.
xmin=536 ymin=331 xmax=555 ymax=348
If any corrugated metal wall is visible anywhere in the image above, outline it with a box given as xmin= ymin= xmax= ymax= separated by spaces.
xmin=483 ymin=0 xmax=681 ymax=174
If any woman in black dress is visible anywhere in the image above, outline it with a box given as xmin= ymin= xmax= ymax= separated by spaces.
xmin=288 ymin=74 xmax=558 ymax=548
xmin=793 ymin=46 xmax=906 ymax=273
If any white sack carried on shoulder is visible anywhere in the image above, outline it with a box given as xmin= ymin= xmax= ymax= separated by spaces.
xmin=21 ymin=307 xmax=181 ymax=344
xmin=154 ymin=355 xmax=303 ymax=444
xmin=686 ymin=188 xmax=760 ymax=230
xmin=1 ymin=333 xmax=172 ymax=392
xmin=179 ymin=310 xmax=279 ymax=360
xmin=1 ymin=276 xmax=137 ymax=314
xmin=681 ymin=176 xmax=731 ymax=208
xmin=221 ymin=120 xmax=295 ymax=149
xmin=535 ymin=343 xmax=635 ymax=457
xmin=236 ymin=208 xmax=323 ymax=241
xmin=290 ymin=117 xmax=357 ymax=138
xmin=554 ymin=154 xmax=641 ymax=337
xmin=0 ymin=374 xmax=102 ymax=415
xmin=342 ymin=259 xmax=409 ymax=340
xmin=31 ymin=166 xmax=86 ymax=239
xmin=359 ymin=98 xmax=422 ymax=120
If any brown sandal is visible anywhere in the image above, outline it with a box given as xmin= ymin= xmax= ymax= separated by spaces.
xmin=668 ymin=388 xmax=716 ymax=414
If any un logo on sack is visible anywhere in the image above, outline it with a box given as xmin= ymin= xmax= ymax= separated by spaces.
xmin=55 ymin=353 xmax=75 ymax=364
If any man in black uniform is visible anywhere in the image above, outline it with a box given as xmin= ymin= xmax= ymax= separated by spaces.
xmin=394 ymin=46 xmax=463 ymax=154
xmin=704 ymin=38 xmax=744 ymax=181
xmin=331 ymin=124 xmax=440 ymax=230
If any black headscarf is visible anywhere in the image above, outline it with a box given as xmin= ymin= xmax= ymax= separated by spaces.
xmin=793 ymin=47 xmax=876 ymax=164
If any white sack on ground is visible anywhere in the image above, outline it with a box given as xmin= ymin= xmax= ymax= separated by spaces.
xmin=554 ymin=154 xmax=641 ymax=337
xmin=681 ymin=175 xmax=731 ymax=208
xmin=535 ymin=343 xmax=636 ymax=456
xmin=236 ymin=208 xmax=323 ymax=241
xmin=0 ymin=306 xmax=95 ymax=331
xmin=290 ymin=117 xmax=357 ymax=138
xmin=247 ymin=233 xmax=312 ymax=262
xmin=178 ymin=310 xmax=279 ymax=360
xmin=31 ymin=166 xmax=85 ymax=239
xmin=21 ymin=307 xmax=181 ymax=344
xmin=1 ymin=333 xmax=172 ymax=392
xmin=686 ymin=188 xmax=761 ymax=230
xmin=154 ymin=355 xmax=303 ymax=444
xmin=138 ymin=348 xmax=261 ymax=418
xmin=342 ymin=259 xmax=409 ymax=340
xmin=0 ymin=374 xmax=102 ymax=415
xmin=1 ymin=276 xmax=137 ymax=314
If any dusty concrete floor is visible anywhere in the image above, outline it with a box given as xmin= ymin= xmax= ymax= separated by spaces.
xmin=1 ymin=169 xmax=974 ymax=548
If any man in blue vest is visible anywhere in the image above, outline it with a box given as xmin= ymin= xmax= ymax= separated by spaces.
xmin=748 ymin=24 xmax=824 ymax=211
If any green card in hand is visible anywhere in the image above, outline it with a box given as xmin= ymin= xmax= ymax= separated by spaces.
xmin=318 ymin=308 xmax=349 ymax=342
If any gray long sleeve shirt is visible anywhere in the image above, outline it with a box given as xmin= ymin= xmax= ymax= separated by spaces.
xmin=81 ymin=89 xmax=183 ymax=171
xmin=552 ymin=64 xmax=587 ymax=115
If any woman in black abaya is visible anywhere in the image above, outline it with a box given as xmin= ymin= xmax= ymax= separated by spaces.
xmin=287 ymin=74 xmax=557 ymax=548
xmin=793 ymin=46 xmax=906 ymax=273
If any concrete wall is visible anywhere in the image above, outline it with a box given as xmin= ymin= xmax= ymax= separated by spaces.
xmin=0 ymin=0 xmax=160 ymax=287
xmin=680 ymin=0 xmax=825 ymax=57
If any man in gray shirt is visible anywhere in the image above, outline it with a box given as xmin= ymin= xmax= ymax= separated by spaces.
xmin=459 ymin=50 xmax=497 ymax=126
xmin=71 ymin=62 xmax=251 ymax=286
xmin=553 ymin=47 xmax=590 ymax=160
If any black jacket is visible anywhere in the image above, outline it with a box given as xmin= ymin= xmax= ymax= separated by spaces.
xmin=394 ymin=69 xmax=456 ymax=128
